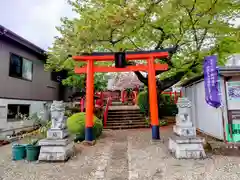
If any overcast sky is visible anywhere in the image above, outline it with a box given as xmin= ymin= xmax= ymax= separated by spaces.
xmin=0 ymin=0 xmax=76 ymax=50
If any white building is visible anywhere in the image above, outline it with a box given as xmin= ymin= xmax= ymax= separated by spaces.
xmin=181 ymin=67 xmax=240 ymax=143
xmin=0 ymin=25 xmax=62 ymax=136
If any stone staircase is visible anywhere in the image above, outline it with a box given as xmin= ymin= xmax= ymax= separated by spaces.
xmin=104 ymin=104 xmax=149 ymax=130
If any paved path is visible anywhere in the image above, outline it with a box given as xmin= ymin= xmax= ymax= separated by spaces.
xmin=1 ymin=127 xmax=240 ymax=180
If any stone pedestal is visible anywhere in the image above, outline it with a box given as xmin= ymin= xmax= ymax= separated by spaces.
xmin=168 ymin=98 xmax=206 ymax=159
xmin=38 ymin=101 xmax=74 ymax=162
xmin=47 ymin=129 xmax=68 ymax=139
xmin=39 ymin=138 xmax=74 ymax=161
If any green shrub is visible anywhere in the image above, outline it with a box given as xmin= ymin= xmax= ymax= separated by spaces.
xmin=94 ymin=108 xmax=103 ymax=119
xmin=39 ymin=120 xmax=51 ymax=138
xmin=137 ymin=91 xmax=149 ymax=116
xmin=67 ymin=112 xmax=103 ymax=142
xmin=137 ymin=91 xmax=178 ymax=117
xmin=145 ymin=118 xmax=168 ymax=126
xmin=159 ymin=94 xmax=178 ymax=116
xmin=65 ymin=106 xmax=81 ymax=118
xmin=66 ymin=107 xmax=81 ymax=113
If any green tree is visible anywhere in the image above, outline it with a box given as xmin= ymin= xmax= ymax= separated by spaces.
xmin=45 ymin=0 xmax=240 ymax=93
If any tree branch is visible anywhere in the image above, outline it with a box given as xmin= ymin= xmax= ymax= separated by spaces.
xmin=157 ymin=71 xmax=185 ymax=91
xmin=156 ymin=70 xmax=166 ymax=76
xmin=95 ymin=0 xmax=164 ymax=49
xmin=180 ymin=0 xmax=218 ymax=51
xmin=134 ymin=71 xmax=148 ymax=85
xmin=197 ymin=20 xmax=211 ymax=50
xmin=190 ymin=0 xmax=197 ymax=13
xmin=193 ymin=0 xmax=218 ymax=25
xmin=127 ymin=37 xmax=143 ymax=51
xmin=155 ymin=35 xmax=168 ymax=50
xmin=109 ymin=24 xmax=127 ymax=46
xmin=150 ymin=25 xmax=170 ymax=50
xmin=181 ymin=0 xmax=198 ymax=47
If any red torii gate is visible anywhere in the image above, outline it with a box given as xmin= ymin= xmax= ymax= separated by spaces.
xmin=73 ymin=50 xmax=169 ymax=142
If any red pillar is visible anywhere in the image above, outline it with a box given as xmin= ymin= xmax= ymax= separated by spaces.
xmin=170 ymin=92 xmax=172 ymax=103
xmin=121 ymin=90 xmax=125 ymax=103
xmin=180 ymin=90 xmax=183 ymax=97
xmin=133 ymin=91 xmax=138 ymax=105
xmin=174 ymin=91 xmax=177 ymax=104
xmin=80 ymin=98 xmax=84 ymax=112
xmin=85 ymin=59 xmax=94 ymax=141
xmin=147 ymin=56 xmax=160 ymax=139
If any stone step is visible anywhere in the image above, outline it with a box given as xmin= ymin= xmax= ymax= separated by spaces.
xmin=108 ymin=106 xmax=140 ymax=111
xmin=107 ymin=117 xmax=145 ymax=121
xmin=108 ymin=109 xmax=141 ymax=112
xmin=107 ymin=122 xmax=147 ymax=126
xmin=105 ymin=105 xmax=146 ymax=129
xmin=107 ymin=120 xmax=145 ymax=124
xmin=108 ymin=110 xmax=143 ymax=114
xmin=107 ymin=118 xmax=145 ymax=122
xmin=106 ymin=119 xmax=146 ymax=123
xmin=110 ymin=102 xmax=128 ymax=106
xmin=108 ymin=114 xmax=143 ymax=118
xmin=108 ymin=111 xmax=143 ymax=115
xmin=108 ymin=114 xmax=144 ymax=118
xmin=104 ymin=124 xmax=150 ymax=130
xmin=109 ymin=105 xmax=140 ymax=111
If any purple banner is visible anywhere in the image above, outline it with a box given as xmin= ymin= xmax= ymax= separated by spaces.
xmin=203 ymin=55 xmax=221 ymax=108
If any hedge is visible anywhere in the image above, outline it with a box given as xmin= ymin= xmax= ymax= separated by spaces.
xmin=67 ymin=112 xmax=103 ymax=142
xmin=159 ymin=94 xmax=178 ymax=116
xmin=137 ymin=91 xmax=149 ymax=116
xmin=137 ymin=91 xmax=178 ymax=117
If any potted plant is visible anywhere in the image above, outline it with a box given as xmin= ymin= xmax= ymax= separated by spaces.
xmin=12 ymin=144 xmax=26 ymax=160
xmin=25 ymin=138 xmax=41 ymax=161
xmin=24 ymin=119 xmax=52 ymax=161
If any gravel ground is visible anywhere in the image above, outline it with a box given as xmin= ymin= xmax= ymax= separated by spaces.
xmin=0 ymin=126 xmax=240 ymax=180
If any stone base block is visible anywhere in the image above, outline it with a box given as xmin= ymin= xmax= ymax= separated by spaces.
xmin=82 ymin=140 xmax=96 ymax=146
xmin=150 ymin=139 xmax=164 ymax=144
xmin=38 ymin=141 xmax=74 ymax=162
xmin=168 ymin=135 xmax=206 ymax=159
xmin=47 ymin=129 xmax=68 ymax=139
xmin=39 ymin=138 xmax=71 ymax=146
xmin=173 ymin=125 xmax=196 ymax=137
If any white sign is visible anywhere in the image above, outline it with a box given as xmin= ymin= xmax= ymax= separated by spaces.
xmin=226 ymin=81 xmax=240 ymax=110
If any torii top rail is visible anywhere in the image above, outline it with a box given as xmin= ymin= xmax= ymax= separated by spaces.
xmin=72 ymin=50 xmax=169 ymax=141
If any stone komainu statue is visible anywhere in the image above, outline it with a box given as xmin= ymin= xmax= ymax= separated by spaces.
xmin=50 ymin=101 xmax=66 ymax=129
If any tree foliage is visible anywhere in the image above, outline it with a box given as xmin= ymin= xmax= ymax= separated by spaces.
xmin=45 ymin=0 xmax=240 ymax=92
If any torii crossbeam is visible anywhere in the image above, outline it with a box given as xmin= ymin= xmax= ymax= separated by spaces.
xmin=72 ymin=50 xmax=169 ymax=142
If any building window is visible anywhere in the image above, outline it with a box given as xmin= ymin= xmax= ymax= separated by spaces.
xmin=51 ymin=71 xmax=62 ymax=82
xmin=9 ymin=53 xmax=33 ymax=81
xmin=7 ymin=104 xmax=30 ymax=121
xmin=51 ymin=70 xmax=67 ymax=82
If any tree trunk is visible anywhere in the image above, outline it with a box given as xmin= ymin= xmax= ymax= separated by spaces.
xmin=134 ymin=70 xmax=186 ymax=93
xmin=135 ymin=70 xmax=186 ymax=118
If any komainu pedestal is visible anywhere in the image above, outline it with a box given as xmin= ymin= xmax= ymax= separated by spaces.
xmin=168 ymin=97 xmax=206 ymax=159
xmin=38 ymin=101 xmax=74 ymax=161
